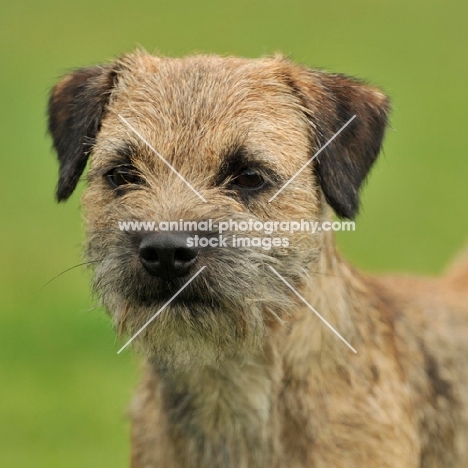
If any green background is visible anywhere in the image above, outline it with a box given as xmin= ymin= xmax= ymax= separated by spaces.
xmin=1 ymin=1 xmax=467 ymax=466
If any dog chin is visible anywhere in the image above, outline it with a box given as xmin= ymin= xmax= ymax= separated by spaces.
xmin=127 ymin=301 xmax=266 ymax=370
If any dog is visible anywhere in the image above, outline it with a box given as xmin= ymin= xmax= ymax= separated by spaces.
xmin=48 ymin=51 xmax=468 ymax=467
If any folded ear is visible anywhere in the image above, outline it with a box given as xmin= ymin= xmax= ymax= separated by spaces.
xmin=48 ymin=65 xmax=117 ymax=201
xmin=288 ymin=65 xmax=390 ymax=219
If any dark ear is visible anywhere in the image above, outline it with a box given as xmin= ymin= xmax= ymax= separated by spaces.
xmin=289 ymin=66 xmax=390 ymax=219
xmin=48 ymin=65 xmax=117 ymax=201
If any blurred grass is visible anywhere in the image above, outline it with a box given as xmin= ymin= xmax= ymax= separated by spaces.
xmin=1 ymin=0 xmax=467 ymax=466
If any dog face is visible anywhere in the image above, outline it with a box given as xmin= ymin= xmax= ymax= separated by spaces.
xmin=48 ymin=52 xmax=389 ymax=366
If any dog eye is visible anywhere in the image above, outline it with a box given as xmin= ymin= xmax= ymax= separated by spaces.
xmin=231 ymin=168 xmax=265 ymax=189
xmin=105 ymin=166 xmax=144 ymax=188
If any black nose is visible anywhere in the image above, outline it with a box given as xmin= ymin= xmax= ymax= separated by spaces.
xmin=139 ymin=233 xmax=199 ymax=280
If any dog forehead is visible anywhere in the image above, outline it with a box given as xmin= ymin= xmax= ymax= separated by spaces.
xmin=113 ymin=55 xmax=305 ymax=130
xmin=116 ymin=53 xmax=293 ymax=102
xmin=97 ymin=53 xmax=311 ymax=171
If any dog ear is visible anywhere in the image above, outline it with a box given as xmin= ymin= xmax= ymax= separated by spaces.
xmin=48 ymin=65 xmax=117 ymax=201
xmin=288 ymin=66 xmax=390 ymax=219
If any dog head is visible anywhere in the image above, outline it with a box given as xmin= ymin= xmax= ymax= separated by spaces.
xmin=48 ymin=52 xmax=389 ymax=364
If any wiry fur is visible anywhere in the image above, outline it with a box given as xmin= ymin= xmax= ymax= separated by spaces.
xmin=48 ymin=51 xmax=468 ymax=467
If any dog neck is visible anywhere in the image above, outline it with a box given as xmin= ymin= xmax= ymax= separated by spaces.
xmin=142 ymin=344 xmax=281 ymax=467
xmin=304 ymin=228 xmax=360 ymax=356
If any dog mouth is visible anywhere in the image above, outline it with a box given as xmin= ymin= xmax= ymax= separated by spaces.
xmin=128 ymin=267 xmax=219 ymax=309
xmin=154 ymin=279 xmax=210 ymax=305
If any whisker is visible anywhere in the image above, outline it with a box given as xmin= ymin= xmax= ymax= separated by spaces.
xmin=40 ymin=260 xmax=98 ymax=291
xmin=308 ymin=270 xmax=344 ymax=279
xmin=118 ymin=302 xmax=131 ymax=336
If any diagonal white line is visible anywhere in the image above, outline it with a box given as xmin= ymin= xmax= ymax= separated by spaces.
xmin=117 ymin=266 xmax=207 ymax=354
xmin=268 ymin=114 xmax=356 ymax=202
xmin=268 ymin=266 xmax=357 ymax=353
xmin=118 ymin=114 xmax=207 ymax=203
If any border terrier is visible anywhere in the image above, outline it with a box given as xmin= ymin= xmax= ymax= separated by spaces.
xmin=48 ymin=51 xmax=468 ymax=467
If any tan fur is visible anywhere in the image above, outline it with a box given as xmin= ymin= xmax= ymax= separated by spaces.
xmin=48 ymin=52 xmax=468 ymax=467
